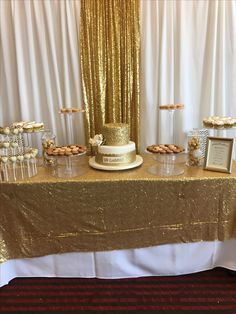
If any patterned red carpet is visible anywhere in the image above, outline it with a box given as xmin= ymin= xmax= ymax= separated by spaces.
xmin=1 ymin=268 xmax=236 ymax=313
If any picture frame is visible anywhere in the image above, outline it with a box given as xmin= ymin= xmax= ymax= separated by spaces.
xmin=204 ymin=137 xmax=235 ymax=173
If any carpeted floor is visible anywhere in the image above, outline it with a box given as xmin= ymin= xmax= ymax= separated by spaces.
xmin=1 ymin=268 xmax=236 ymax=313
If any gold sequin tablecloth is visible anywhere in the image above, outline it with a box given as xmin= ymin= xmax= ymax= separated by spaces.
xmin=1 ymin=155 xmax=236 ymax=263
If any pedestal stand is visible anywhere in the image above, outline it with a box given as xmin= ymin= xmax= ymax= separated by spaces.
xmin=148 ymin=153 xmax=186 ymax=176
xmin=51 ymin=108 xmax=86 ymax=178
xmin=167 ymin=109 xmax=175 ymax=144
xmin=65 ymin=113 xmax=75 ymax=145
xmin=148 ymin=106 xmax=185 ymax=176
xmin=59 ymin=108 xmax=85 ymax=145
xmin=52 ymin=153 xmax=87 ymax=178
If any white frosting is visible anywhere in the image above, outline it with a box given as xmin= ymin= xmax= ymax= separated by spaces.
xmin=203 ymin=116 xmax=236 ymax=127
xmin=97 ymin=141 xmax=135 ymax=155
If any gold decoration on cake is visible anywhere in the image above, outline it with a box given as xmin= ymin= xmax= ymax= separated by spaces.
xmin=95 ymin=151 xmax=136 ymax=166
xmin=103 ymin=123 xmax=129 ymax=146
xmin=80 ymin=0 xmax=140 ymax=151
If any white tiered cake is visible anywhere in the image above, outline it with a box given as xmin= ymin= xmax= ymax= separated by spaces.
xmin=96 ymin=123 xmax=136 ymax=166
xmin=89 ymin=123 xmax=143 ymax=170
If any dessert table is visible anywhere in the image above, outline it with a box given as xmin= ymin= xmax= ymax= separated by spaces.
xmin=1 ymin=154 xmax=236 ymax=287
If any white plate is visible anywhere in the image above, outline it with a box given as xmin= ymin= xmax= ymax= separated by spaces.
xmin=89 ymin=155 xmax=143 ymax=171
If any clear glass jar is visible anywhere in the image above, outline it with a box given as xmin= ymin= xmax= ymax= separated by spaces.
xmin=41 ymin=132 xmax=56 ymax=166
xmin=187 ymin=129 xmax=208 ymax=167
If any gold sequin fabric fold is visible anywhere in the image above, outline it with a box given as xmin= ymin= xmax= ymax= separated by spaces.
xmin=80 ymin=0 xmax=140 ymax=151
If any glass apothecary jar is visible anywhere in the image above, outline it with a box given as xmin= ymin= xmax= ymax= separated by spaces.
xmin=187 ymin=129 xmax=209 ymax=167
xmin=41 ymin=131 xmax=56 ymax=166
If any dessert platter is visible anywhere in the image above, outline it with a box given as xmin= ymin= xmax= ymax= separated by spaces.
xmin=9 ymin=120 xmax=48 ymax=152
xmin=45 ymin=145 xmax=87 ymax=157
xmin=7 ymin=120 xmax=45 ymax=133
xmin=89 ymin=123 xmax=143 ymax=171
xmin=147 ymin=144 xmax=185 ymax=154
xmin=148 ymin=103 xmax=187 ymax=176
xmin=203 ymin=116 xmax=236 ymax=129
xmin=146 ymin=144 xmax=186 ymax=176
xmin=42 ymin=106 xmax=87 ymax=177
xmin=45 ymin=144 xmax=87 ymax=178
xmin=59 ymin=107 xmax=85 ymax=114
xmin=202 ymin=116 xmax=236 ymax=139
xmin=159 ymin=104 xmax=184 ymax=110
xmin=22 ymin=121 xmax=44 ymax=133
xmin=0 ymin=121 xmax=45 ymax=134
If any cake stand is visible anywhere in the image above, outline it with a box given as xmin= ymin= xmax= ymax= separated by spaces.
xmin=59 ymin=108 xmax=85 ymax=145
xmin=148 ymin=152 xmax=186 ymax=176
xmin=148 ymin=104 xmax=185 ymax=176
xmin=49 ymin=152 xmax=87 ymax=178
xmin=23 ymin=128 xmax=50 ymax=167
xmin=167 ymin=109 xmax=176 ymax=144
xmin=159 ymin=105 xmax=184 ymax=144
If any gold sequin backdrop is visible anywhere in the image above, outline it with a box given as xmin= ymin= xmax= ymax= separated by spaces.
xmin=80 ymin=0 xmax=140 ymax=151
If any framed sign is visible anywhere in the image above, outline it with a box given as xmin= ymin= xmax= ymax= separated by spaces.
xmin=204 ymin=137 xmax=234 ymax=173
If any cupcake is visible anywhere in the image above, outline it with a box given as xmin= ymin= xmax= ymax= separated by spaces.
xmin=33 ymin=122 xmax=44 ymax=132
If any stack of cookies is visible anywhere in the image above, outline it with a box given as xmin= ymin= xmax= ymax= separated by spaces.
xmin=159 ymin=104 xmax=184 ymax=110
xmin=147 ymin=144 xmax=185 ymax=154
xmin=46 ymin=145 xmax=86 ymax=157
xmin=60 ymin=107 xmax=85 ymax=114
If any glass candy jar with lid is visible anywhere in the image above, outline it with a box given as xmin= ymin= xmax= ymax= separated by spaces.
xmin=41 ymin=131 xmax=56 ymax=166
xmin=187 ymin=129 xmax=208 ymax=167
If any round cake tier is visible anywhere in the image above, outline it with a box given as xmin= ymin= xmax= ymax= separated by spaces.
xmin=95 ymin=141 xmax=136 ymax=166
xmin=102 ymin=123 xmax=129 ymax=146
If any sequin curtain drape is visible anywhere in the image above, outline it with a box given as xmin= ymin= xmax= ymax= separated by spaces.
xmin=80 ymin=0 xmax=140 ymax=150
